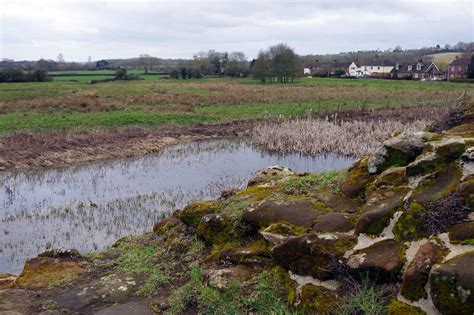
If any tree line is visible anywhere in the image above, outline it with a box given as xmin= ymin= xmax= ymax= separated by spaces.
xmin=0 ymin=68 xmax=51 ymax=83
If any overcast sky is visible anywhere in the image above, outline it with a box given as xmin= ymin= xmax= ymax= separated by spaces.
xmin=0 ymin=0 xmax=473 ymax=61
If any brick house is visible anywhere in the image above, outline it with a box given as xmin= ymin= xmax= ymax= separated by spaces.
xmin=448 ymin=57 xmax=470 ymax=80
xmin=394 ymin=60 xmax=441 ymax=80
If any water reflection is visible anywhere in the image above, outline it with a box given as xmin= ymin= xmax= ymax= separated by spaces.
xmin=0 ymin=139 xmax=354 ymax=274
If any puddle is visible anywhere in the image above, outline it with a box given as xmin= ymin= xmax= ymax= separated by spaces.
xmin=0 ymin=138 xmax=354 ymax=274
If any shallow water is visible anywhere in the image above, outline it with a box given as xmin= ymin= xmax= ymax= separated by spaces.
xmin=0 ymin=138 xmax=354 ymax=274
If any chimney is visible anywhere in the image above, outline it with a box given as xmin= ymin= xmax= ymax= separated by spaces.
xmin=374 ymin=54 xmax=379 ymax=60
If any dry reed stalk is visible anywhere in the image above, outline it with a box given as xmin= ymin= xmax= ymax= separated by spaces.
xmin=251 ymin=118 xmax=430 ymax=157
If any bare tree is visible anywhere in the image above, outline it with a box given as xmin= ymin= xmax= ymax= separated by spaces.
xmin=57 ymin=53 xmax=65 ymax=63
xmin=138 ymin=54 xmax=154 ymax=74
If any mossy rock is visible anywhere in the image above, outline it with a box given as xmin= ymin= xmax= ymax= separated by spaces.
xmin=272 ymin=233 xmax=356 ymax=280
xmin=401 ymin=241 xmax=447 ymax=301
xmin=393 ymin=202 xmax=428 ymax=242
xmin=216 ymin=238 xmax=272 ymax=267
xmin=368 ymin=132 xmax=431 ymax=174
xmin=153 ymin=216 xmax=183 ymax=235
xmin=177 ymin=200 xmax=220 ymax=228
xmin=15 ymin=253 xmax=87 ymax=289
xmin=247 ymin=166 xmax=295 ymax=187
xmin=373 ymin=166 xmax=408 ymax=189
xmin=299 ymin=283 xmax=340 ymax=313
xmin=197 ymin=213 xmax=232 ymax=245
xmin=355 ymin=187 xmax=408 ymax=236
xmin=387 ymin=300 xmax=425 ymax=315
xmin=430 ymin=251 xmax=474 ymax=315
xmin=449 ymin=222 xmax=474 ymax=244
xmin=312 ymin=212 xmax=353 ymax=233
xmin=311 ymin=191 xmax=360 ymax=214
xmin=429 ymin=137 xmax=467 ymax=160
xmin=260 ymin=222 xmax=306 ymax=246
xmin=340 ymin=157 xmax=372 ymax=199
xmin=347 ymin=239 xmax=405 ymax=280
xmin=405 ymin=152 xmax=447 ymax=177
xmin=236 ymin=183 xmax=282 ymax=202
xmin=411 ymin=164 xmax=462 ymax=205
xmin=243 ymin=199 xmax=324 ymax=229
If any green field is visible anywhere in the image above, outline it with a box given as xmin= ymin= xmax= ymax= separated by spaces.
xmin=0 ymin=77 xmax=472 ymax=133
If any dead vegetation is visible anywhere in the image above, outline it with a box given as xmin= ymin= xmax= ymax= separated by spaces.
xmin=251 ymin=104 xmax=459 ymax=157
xmin=0 ymin=121 xmax=251 ymax=170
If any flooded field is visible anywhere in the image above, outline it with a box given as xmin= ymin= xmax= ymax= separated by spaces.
xmin=0 ymin=138 xmax=354 ymax=274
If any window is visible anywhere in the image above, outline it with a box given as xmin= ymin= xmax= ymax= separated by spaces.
xmin=451 ymin=67 xmax=455 ymax=71
xmin=417 ymin=64 xmax=421 ymax=71
xmin=377 ymin=66 xmax=380 ymax=70
xmin=459 ymin=67 xmax=462 ymax=71
xmin=408 ymin=65 xmax=412 ymax=71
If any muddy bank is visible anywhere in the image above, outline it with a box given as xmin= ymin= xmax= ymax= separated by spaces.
xmin=0 ymin=121 xmax=252 ymax=171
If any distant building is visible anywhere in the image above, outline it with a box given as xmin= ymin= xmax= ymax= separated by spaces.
xmin=347 ymin=59 xmax=395 ymax=78
xmin=394 ymin=60 xmax=441 ymax=80
xmin=348 ymin=62 xmax=368 ymax=77
xmin=361 ymin=59 xmax=395 ymax=77
xmin=448 ymin=57 xmax=470 ymax=80
xmin=305 ymin=61 xmax=351 ymax=76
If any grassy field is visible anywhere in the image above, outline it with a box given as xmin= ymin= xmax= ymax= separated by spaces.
xmin=0 ymin=77 xmax=472 ymax=133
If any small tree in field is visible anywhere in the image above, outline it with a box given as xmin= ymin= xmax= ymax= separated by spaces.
xmin=139 ymin=54 xmax=156 ymax=74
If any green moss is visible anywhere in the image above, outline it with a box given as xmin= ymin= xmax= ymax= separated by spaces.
xmin=177 ymin=200 xmax=220 ymax=228
xmin=272 ymin=266 xmax=297 ymax=305
xmin=263 ymin=222 xmax=307 ymax=236
xmin=381 ymin=147 xmax=411 ymax=170
xmin=393 ymin=202 xmax=427 ymax=241
xmin=387 ymin=300 xmax=425 ymax=315
xmin=299 ymin=283 xmax=340 ymax=313
xmin=340 ymin=157 xmax=372 ymax=199
xmin=196 ymin=214 xmax=236 ymax=245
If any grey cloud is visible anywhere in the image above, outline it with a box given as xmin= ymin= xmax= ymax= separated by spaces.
xmin=0 ymin=0 xmax=472 ymax=61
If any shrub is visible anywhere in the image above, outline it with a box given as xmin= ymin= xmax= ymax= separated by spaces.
xmin=312 ymin=72 xmax=328 ymax=78
xmin=419 ymin=193 xmax=470 ymax=234
xmin=115 ymin=68 xmax=128 ymax=80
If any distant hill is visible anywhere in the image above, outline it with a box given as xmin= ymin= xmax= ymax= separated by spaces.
xmin=300 ymin=42 xmax=473 ymax=68
xmin=423 ymin=52 xmax=467 ymax=70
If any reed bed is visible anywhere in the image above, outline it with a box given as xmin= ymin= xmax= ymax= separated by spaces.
xmin=251 ymin=118 xmax=430 ymax=157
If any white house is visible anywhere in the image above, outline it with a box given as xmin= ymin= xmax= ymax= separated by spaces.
xmin=349 ymin=59 xmax=395 ymax=77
